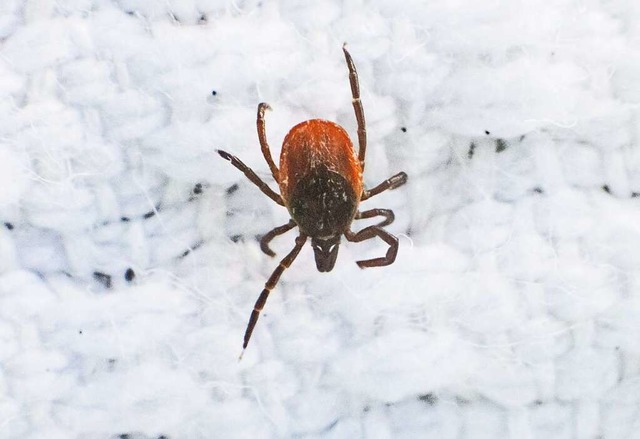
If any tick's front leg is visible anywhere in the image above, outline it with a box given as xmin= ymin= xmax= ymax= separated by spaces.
xmin=243 ymin=234 xmax=307 ymax=351
xmin=344 ymin=224 xmax=399 ymax=268
xmin=260 ymin=220 xmax=297 ymax=257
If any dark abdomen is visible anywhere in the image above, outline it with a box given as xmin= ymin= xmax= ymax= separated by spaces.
xmin=288 ymin=164 xmax=358 ymax=236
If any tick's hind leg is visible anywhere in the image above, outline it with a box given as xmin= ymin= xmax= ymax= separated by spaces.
xmin=257 ymin=103 xmax=280 ymax=182
xmin=356 ymin=209 xmax=395 ymax=228
xmin=243 ymin=234 xmax=307 ymax=351
xmin=260 ymin=220 xmax=297 ymax=256
xmin=217 ymin=149 xmax=284 ymax=206
xmin=361 ymin=172 xmax=408 ymax=201
xmin=345 ymin=224 xmax=398 ymax=268
xmin=342 ymin=45 xmax=367 ymax=171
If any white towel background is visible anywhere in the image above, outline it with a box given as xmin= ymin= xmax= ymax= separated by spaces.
xmin=1 ymin=0 xmax=640 ymax=438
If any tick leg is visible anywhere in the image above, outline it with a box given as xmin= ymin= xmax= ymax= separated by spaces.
xmin=257 ymin=103 xmax=280 ymax=182
xmin=356 ymin=208 xmax=395 ymax=228
xmin=217 ymin=149 xmax=284 ymax=206
xmin=342 ymin=45 xmax=367 ymax=171
xmin=243 ymin=234 xmax=307 ymax=350
xmin=345 ymin=225 xmax=398 ymax=268
xmin=361 ymin=171 xmax=408 ymax=201
xmin=260 ymin=219 xmax=297 ymax=257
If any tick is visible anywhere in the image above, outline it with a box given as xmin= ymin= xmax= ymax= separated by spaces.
xmin=218 ymin=45 xmax=407 ymax=352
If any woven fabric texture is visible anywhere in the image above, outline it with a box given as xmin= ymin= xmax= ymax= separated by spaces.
xmin=1 ymin=1 xmax=639 ymax=438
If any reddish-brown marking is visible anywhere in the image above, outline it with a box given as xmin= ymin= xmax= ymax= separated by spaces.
xmin=279 ymin=119 xmax=363 ymax=207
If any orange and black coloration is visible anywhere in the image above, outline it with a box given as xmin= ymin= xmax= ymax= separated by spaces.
xmin=218 ymin=45 xmax=407 ymax=353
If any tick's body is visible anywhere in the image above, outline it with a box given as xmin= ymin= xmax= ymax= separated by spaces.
xmin=280 ymin=120 xmax=362 ymax=238
xmin=218 ymin=46 xmax=407 ymax=352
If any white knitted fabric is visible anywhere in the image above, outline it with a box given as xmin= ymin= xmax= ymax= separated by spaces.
xmin=1 ymin=1 xmax=640 ymax=438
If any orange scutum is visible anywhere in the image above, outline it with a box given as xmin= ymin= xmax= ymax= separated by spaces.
xmin=278 ymin=119 xmax=363 ymax=206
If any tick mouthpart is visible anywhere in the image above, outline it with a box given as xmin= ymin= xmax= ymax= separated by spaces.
xmin=311 ymin=235 xmax=341 ymax=273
